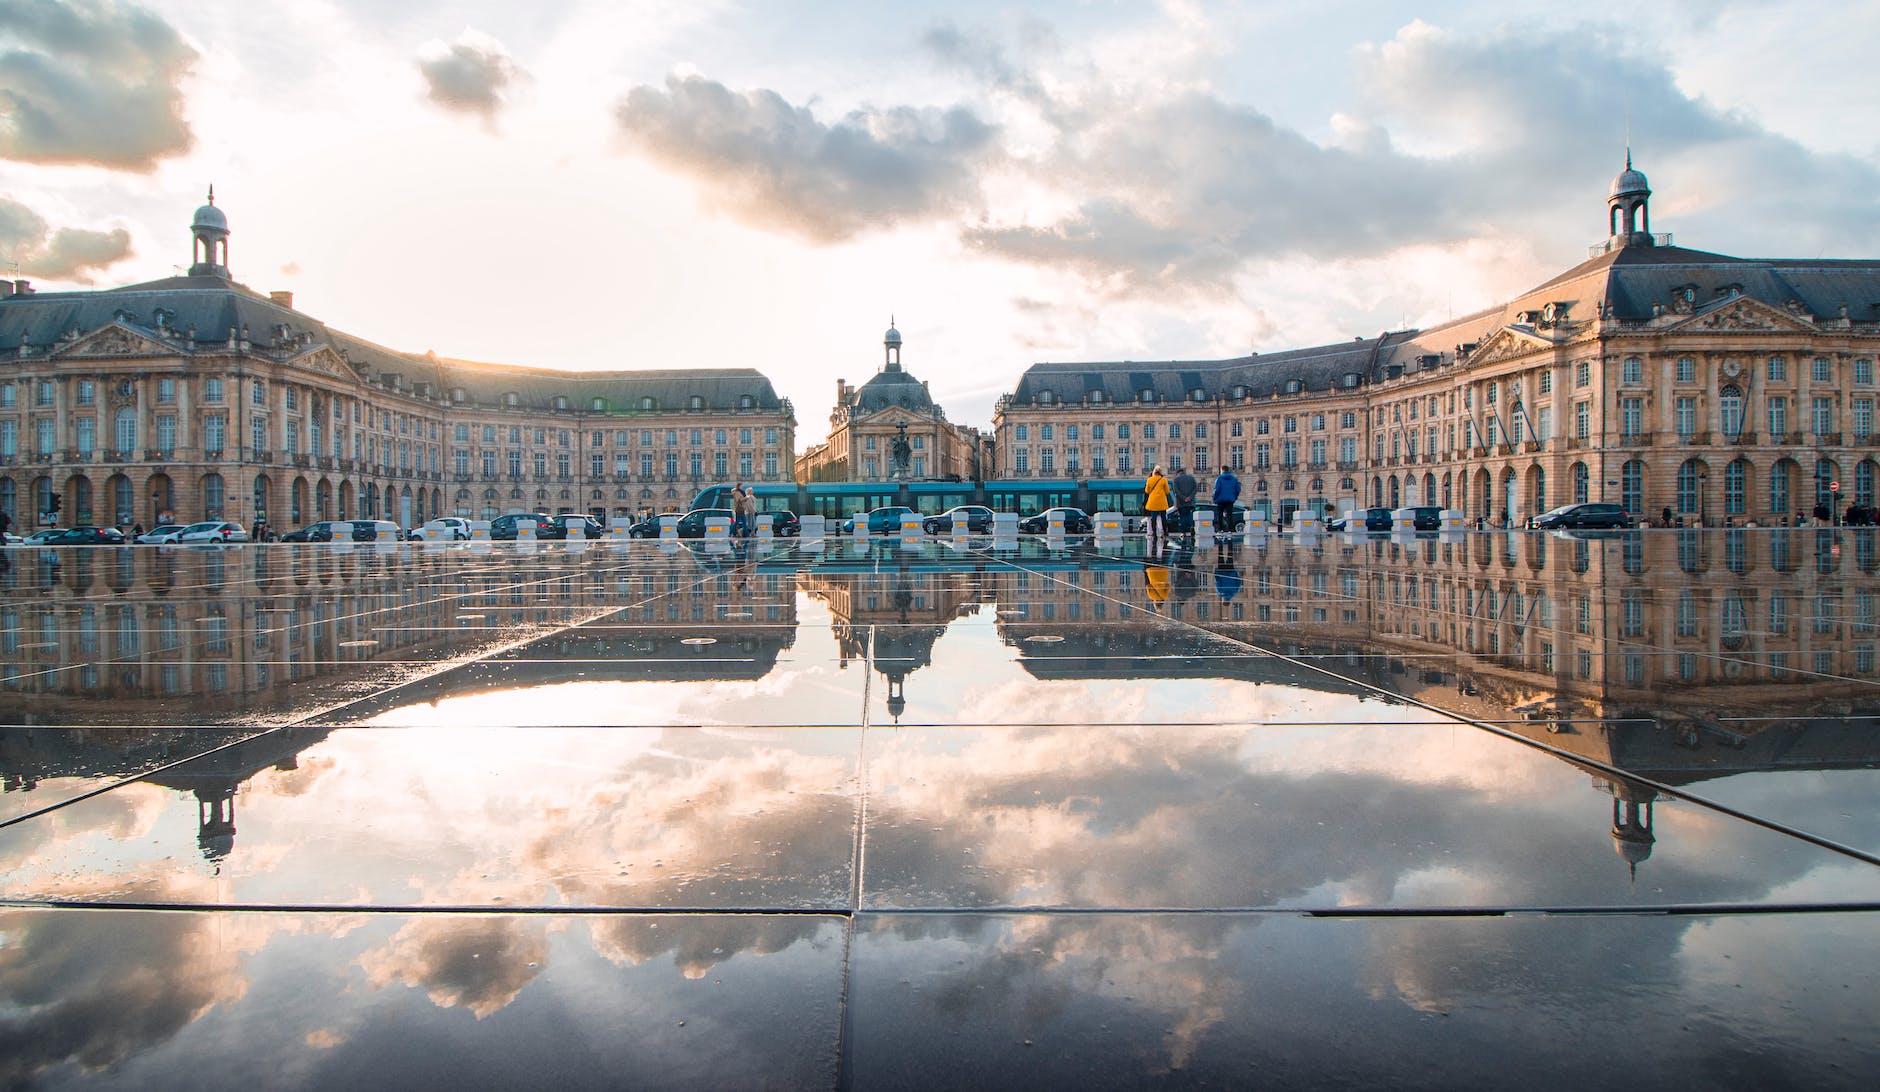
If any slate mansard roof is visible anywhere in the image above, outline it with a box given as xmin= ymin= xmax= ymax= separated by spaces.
xmin=850 ymin=366 xmax=940 ymax=415
xmin=0 ymin=273 xmax=789 ymax=416
xmin=1005 ymin=244 xmax=1880 ymax=409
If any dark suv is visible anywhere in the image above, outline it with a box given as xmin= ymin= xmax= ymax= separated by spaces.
xmin=1534 ymin=502 xmax=1633 ymax=530
xmin=551 ymin=513 xmax=605 ymax=540
xmin=490 ymin=512 xmax=555 ymax=540
xmin=1329 ymin=507 xmax=1394 ymax=532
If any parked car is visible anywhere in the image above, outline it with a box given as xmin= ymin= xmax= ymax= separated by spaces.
xmin=673 ymin=508 xmax=736 ymax=538
xmin=1534 ymin=502 xmax=1634 ymax=530
xmin=550 ymin=513 xmax=605 ymax=540
xmin=924 ymin=505 xmax=994 ymax=534
xmin=1167 ymin=504 xmax=1252 ymax=533
xmin=407 ymin=517 xmax=471 ymax=541
xmin=279 ymin=520 xmax=340 ymax=543
xmin=1018 ymin=507 xmax=1095 ymax=534
xmin=40 ymin=525 xmax=128 ymax=545
xmin=841 ymin=506 xmax=918 ymax=535
xmin=135 ymin=523 xmax=188 ymax=544
xmin=489 ymin=513 xmax=554 ymax=540
xmin=627 ymin=514 xmax=669 ymax=539
xmin=764 ymin=510 xmax=801 ymax=536
xmin=175 ymin=520 xmax=249 ymax=544
xmin=1405 ymin=505 xmax=1444 ymax=531
xmin=22 ymin=528 xmax=64 ymax=545
xmin=1329 ymin=507 xmax=1395 ymax=532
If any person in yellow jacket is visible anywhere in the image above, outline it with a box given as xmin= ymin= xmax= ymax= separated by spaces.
xmin=1144 ymin=466 xmax=1170 ymax=540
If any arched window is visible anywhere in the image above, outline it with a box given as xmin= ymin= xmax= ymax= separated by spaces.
xmin=1621 ymin=459 xmax=1645 ymax=515
xmin=203 ymin=473 xmax=224 ymax=517
xmin=1719 ymin=385 xmax=1744 ymax=437
xmin=114 ymin=408 xmax=137 ymax=454
xmin=1533 ymin=466 xmax=1546 ymax=513
xmin=1816 ymin=458 xmax=1839 ymax=508
xmin=1677 ymin=459 xmax=1705 ymax=514
xmin=1771 ymin=462 xmax=1793 ymax=516
xmin=253 ymin=474 xmax=270 ymax=519
xmin=1572 ymin=462 xmax=1589 ymax=504
xmin=1724 ymin=458 xmax=1749 ymax=515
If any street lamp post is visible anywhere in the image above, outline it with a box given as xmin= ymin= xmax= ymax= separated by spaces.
xmin=1699 ymin=471 xmax=1709 ymax=528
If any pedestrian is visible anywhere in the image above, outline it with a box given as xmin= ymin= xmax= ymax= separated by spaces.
xmin=1172 ymin=466 xmax=1197 ymax=537
xmin=1144 ymin=466 xmax=1170 ymax=541
xmin=0 ymin=506 xmax=11 ymax=570
xmin=1211 ymin=467 xmax=1240 ymax=533
xmin=131 ymin=522 xmax=144 ymax=539
xmin=733 ymin=483 xmax=757 ymax=538
xmin=1661 ymin=505 xmax=1674 ymax=529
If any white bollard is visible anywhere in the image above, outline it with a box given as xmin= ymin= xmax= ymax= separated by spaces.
xmin=1195 ymin=510 xmax=1216 ymax=540
xmin=992 ymin=512 xmax=1019 ymax=539
xmin=852 ymin=512 xmax=870 ymax=540
xmin=658 ymin=514 xmax=679 ymax=542
xmin=1294 ymin=511 xmax=1320 ymax=535
xmin=1094 ymin=511 xmax=1124 ymax=539
xmin=704 ymin=516 xmax=731 ymax=541
xmin=1243 ymin=512 xmax=1268 ymax=538
xmin=516 ymin=519 xmax=535 ymax=542
xmin=469 ymin=520 xmax=491 ymax=542
xmin=900 ymin=515 xmax=922 ymax=542
xmin=608 ymin=516 xmax=632 ymax=541
xmin=1441 ymin=509 xmax=1466 ymax=531
xmin=1045 ymin=511 xmax=1067 ymax=539
xmin=799 ymin=514 xmax=826 ymax=543
xmin=754 ymin=513 xmax=773 ymax=541
xmin=951 ymin=515 xmax=970 ymax=542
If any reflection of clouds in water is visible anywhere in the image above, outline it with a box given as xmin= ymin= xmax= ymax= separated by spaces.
xmin=586 ymin=916 xmax=833 ymax=981
xmin=953 ymin=677 xmax=1152 ymax=723
xmin=361 ymin=916 xmax=550 ymax=1019
xmin=0 ymin=782 xmax=175 ymax=891
xmin=0 ymin=876 xmax=268 ymax=1085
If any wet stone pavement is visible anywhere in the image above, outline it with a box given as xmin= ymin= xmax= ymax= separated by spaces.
xmin=1 ymin=528 xmax=1877 ymax=1089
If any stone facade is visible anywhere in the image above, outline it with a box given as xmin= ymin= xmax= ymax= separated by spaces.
xmin=795 ymin=325 xmax=985 ymax=483
xmin=994 ymin=161 xmax=1880 ymax=527
xmin=0 ymin=197 xmax=795 ymax=532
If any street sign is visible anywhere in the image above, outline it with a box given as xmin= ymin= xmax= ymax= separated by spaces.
xmin=1831 ymin=480 xmax=1841 ymax=493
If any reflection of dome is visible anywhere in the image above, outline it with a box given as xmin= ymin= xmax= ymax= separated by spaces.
xmin=1612 ymin=829 xmax=1653 ymax=865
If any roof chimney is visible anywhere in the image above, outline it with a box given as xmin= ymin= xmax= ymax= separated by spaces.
xmin=269 ymin=290 xmax=294 ymax=309
xmin=0 ymin=281 xmax=13 ymax=299
xmin=12 ymin=280 xmax=30 ymax=296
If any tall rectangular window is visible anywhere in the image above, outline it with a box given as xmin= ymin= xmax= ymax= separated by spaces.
xmin=76 ymin=417 xmax=95 ymax=457
xmin=1855 ymin=399 xmax=1873 ymax=440
xmin=1814 ymin=397 xmax=1834 ymax=435
xmin=1813 ymin=357 xmax=1832 ymax=382
xmin=202 ymin=378 xmax=222 ymax=402
xmin=251 ymin=417 xmax=266 ymax=452
xmin=1768 ymin=356 xmax=1787 ymax=381
xmin=1675 ymin=397 xmax=1696 ymax=437
xmin=76 ymin=380 xmax=94 ymax=404
xmin=1622 ymin=357 xmax=1641 ymax=384
xmin=1574 ymin=402 xmax=1588 ymax=440
xmin=1769 ymin=396 xmax=1788 ymax=436
xmin=35 ymin=418 xmax=54 ymax=455
xmin=1676 ymin=357 xmax=1695 ymax=383
xmin=204 ymin=415 xmax=225 ymax=453
xmin=1858 ymin=358 xmax=1875 ymax=385
xmin=156 ymin=415 xmax=176 ymax=453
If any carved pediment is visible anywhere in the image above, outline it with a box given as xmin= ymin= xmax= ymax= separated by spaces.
xmin=52 ymin=322 xmax=181 ymax=360
xmin=1667 ymin=296 xmax=1817 ymax=334
xmin=1465 ymin=326 xmax=1555 ymax=367
xmin=293 ymin=347 xmax=358 ymax=381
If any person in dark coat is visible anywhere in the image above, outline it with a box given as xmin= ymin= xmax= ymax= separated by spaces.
xmin=1171 ymin=467 xmax=1198 ymax=537
xmin=1211 ymin=468 xmax=1240 ymax=533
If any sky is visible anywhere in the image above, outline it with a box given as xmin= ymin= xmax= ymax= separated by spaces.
xmin=3 ymin=0 xmax=1879 ymax=445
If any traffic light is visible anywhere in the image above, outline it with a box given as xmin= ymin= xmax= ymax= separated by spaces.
xmin=48 ymin=494 xmax=61 ymax=514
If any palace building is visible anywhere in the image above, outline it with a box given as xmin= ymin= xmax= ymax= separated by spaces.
xmin=994 ymin=159 xmax=1880 ymax=527
xmin=795 ymin=323 xmax=986 ymax=483
xmin=0 ymin=194 xmax=795 ymax=531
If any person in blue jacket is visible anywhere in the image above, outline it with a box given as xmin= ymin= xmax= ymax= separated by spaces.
xmin=1211 ymin=467 xmax=1241 ymax=532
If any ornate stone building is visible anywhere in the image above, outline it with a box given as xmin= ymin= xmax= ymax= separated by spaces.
xmin=795 ymin=324 xmax=985 ymax=483
xmin=0 ymin=196 xmax=795 ymax=531
xmin=995 ymin=160 xmax=1880 ymax=527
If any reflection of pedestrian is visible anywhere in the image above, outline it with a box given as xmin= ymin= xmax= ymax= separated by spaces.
xmin=1213 ymin=557 xmax=1241 ymax=601
xmin=1144 ymin=561 xmax=1169 ymax=605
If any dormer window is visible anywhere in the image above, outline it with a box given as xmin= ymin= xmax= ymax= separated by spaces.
xmin=1087 ymin=389 xmax=1105 ymax=404
xmin=553 ymin=395 xmax=569 ymax=410
xmin=1189 ymin=387 xmax=1206 ymax=402
xmin=1138 ymin=388 xmax=1154 ymax=403
xmin=738 ymin=394 xmax=755 ymax=410
xmin=450 ymin=387 xmax=466 ymax=404
xmin=1038 ymin=389 xmax=1055 ymax=405
xmin=590 ymin=397 xmax=606 ymax=411
xmin=1232 ymin=385 xmax=1248 ymax=399
xmin=688 ymin=395 xmax=705 ymax=411
xmin=503 ymin=391 xmax=519 ymax=407
xmin=641 ymin=396 xmax=658 ymax=411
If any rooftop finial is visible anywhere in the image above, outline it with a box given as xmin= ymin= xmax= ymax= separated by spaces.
xmin=207 ymin=183 xmax=215 ymax=206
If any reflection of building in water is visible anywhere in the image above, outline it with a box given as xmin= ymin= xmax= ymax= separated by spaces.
xmin=802 ymin=563 xmax=983 ymax=721
xmin=985 ymin=531 xmax=1880 ymax=874
xmin=0 ymin=725 xmax=330 ymax=861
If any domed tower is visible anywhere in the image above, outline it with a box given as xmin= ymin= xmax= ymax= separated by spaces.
xmin=883 ymin=319 xmax=903 ymax=372
xmin=1607 ymin=152 xmax=1652 ymax=247
xmin=189 ymin=186 xmax=231 ymax=277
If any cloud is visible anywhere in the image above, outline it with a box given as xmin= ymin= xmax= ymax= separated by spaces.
xmin=0 ymin=197 xmax=135 ymax=282
xmin=613 ymin=74 xmax=999 ymax=243
xmin=0 ymin=0 xmax=196 ymax=169
xmin=416 ymin=28 xmax=524 ymax=125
